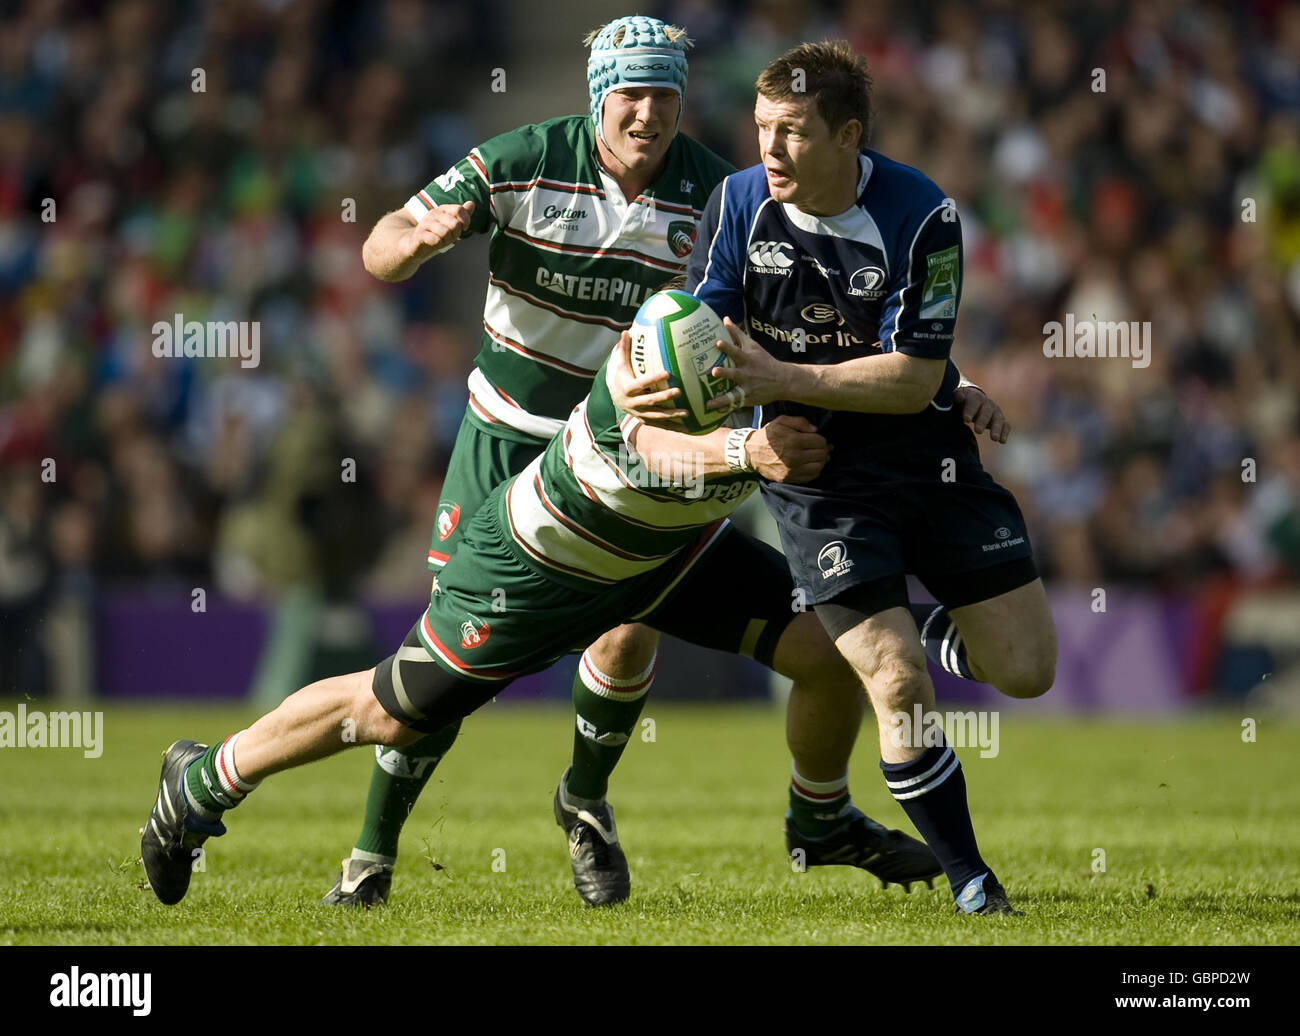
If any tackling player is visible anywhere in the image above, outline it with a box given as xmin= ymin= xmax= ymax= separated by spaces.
xmin=620 ymin=41 xmax=1058 ymax=915
xmin=141 ymin=343 xmax=955 ymax=907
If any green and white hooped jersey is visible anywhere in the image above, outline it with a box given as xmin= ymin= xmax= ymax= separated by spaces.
xmin=500 ymin=360 xmax=757 ymax=591
xmin=406 ymin=115 xmax=734 ymax=440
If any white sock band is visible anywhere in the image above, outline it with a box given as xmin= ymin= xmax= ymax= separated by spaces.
xmin=350 ymin=848 xmax=396 ymax=866
xmin=790 ymin=764 xmax=849 ymax=802
xmin=578 ymin=650 xmax=656 ymax=701
xmin=216 ymin=730 xmax=259 ymax=798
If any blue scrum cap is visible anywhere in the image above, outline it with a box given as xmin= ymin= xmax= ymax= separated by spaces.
xmin=586 ymin=16 xmax=690 ymax=143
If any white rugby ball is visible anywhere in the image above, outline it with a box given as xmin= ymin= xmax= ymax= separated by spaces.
xmin=628 ymin=290 xmax=735 ymax=434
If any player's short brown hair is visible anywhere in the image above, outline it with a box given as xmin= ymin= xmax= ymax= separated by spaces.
xmin=755 ymin=41 xmax=872 ymax=152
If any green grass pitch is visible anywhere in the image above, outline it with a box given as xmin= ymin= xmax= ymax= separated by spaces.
xmin=1 ymin=702 xmax=1297 ymax=945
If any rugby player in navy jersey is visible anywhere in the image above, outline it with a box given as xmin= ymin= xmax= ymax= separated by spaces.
xmin=616 ymin=41 xmax=1056 ymax=914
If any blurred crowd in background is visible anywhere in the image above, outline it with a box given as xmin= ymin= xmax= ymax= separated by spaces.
xmin=1 ymin=0 xmax=1299 ymax=697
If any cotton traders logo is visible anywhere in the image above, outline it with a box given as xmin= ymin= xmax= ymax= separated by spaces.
xmin=543 ymin=204 xmax=586 ymax=221
xmin=537 ymin=204 xmax=587 ymax=230
xmin=459 ymin=615 xmax=490 ymax=650
xmin=848 ymin=266 xmax=887 ymax=299
xmin=748 ymin=240 xmax=794 ymax=274
xmin=800 ymin=303 xmax=844 ymax=325
xmin=437 ymin=503 xmax=461 ymax=541
xmin=667 ymin=220 xmax=696 ymax=258
xmin=817 ymin=541 xmax=854 ymax=580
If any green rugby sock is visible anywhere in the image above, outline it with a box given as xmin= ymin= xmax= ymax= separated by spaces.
xmin=787 ymin=765 xmax=853 ymax=839
xmin=184 ymin=731 xmax=259 ymax=821
xmin=565 ymin=649 xmax=656 ymax=802
xmin=352 ymin=720 xmax=461 ymax=861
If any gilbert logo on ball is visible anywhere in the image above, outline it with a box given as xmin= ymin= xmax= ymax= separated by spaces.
xmin=628 ymin=290 xmax=734 ymax=434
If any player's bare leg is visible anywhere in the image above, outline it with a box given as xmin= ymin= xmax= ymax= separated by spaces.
xmin=833 ymin=609 xmax=936 ymax=764
xmin=945 ymin=579 xmax=1057 ymax=699
xmin=776 ymin=613 xmax=864 ymax=781
xmin=831 ymin=607 xmax=1020 ymax=914
xmin=140 ymin=668 xmax=419 ymax=905
xmin=770 ymin=612 xmax=941 ymax=889
xmin=904 ymin=578 xmax=1055 ymax=700
xmin=554 ymin=622 xmax=660 ymax=907
xmin=234 ymin=669 xmax=420 ymax=779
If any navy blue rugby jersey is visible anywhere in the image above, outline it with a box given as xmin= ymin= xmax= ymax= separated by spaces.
xmin=685 ymin=151 xmax=965 ymax=454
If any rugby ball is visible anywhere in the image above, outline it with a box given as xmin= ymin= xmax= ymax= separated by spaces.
xmin=628 ymin=290 xmax=735 ymax=434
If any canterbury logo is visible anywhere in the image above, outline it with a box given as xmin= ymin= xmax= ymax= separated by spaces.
xmin=747 ymin=240 xmax=794 ymax=270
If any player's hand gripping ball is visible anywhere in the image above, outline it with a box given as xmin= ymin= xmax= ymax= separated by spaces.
xmin=628 ymin=290 xmax=736 ymax=434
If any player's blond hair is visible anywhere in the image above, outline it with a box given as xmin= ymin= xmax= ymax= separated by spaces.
xmin=583 ymin=22 xmax=692 ymax=48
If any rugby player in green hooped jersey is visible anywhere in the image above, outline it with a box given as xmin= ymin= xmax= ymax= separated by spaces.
xmin=139 ymin=16 xmax=1009 ymax=912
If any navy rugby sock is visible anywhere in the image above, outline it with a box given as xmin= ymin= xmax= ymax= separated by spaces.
xmin=908 ymin=603 xmax=974 ymax=680
xmin=879 ymin=739 xmax=992 ymax=897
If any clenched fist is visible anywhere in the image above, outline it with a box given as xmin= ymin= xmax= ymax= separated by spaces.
xmin=401 ymin=200 xmax=476 ymax=263
xmin=746 ymin=416 xmax=830 ymax=484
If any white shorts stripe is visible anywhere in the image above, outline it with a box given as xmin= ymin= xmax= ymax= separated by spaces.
xmin=390 ymin=646 xmax=433 ymax=720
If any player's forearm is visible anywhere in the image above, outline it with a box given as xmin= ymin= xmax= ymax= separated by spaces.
xmin=628 ymin=424 xmax=733 ymax=482
xmin=361 ymin=210 xmax=427 ymax=282
xmin=784 ymin=351 xmax=946 ymax=414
